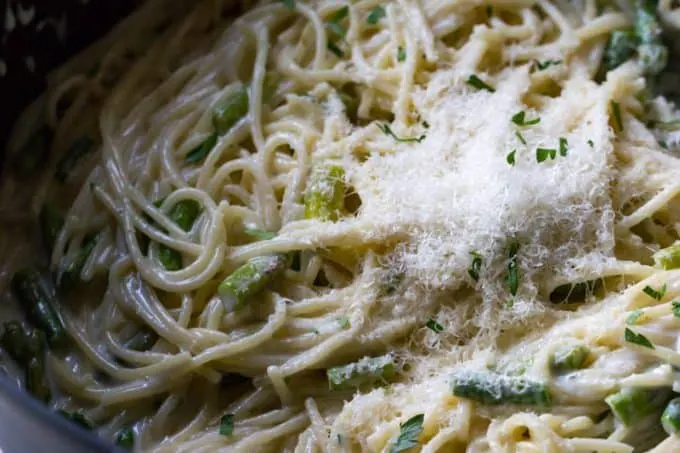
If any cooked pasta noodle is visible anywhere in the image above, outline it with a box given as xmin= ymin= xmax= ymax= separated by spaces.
xmin=3 ymin=0 xmax=680 ymax=451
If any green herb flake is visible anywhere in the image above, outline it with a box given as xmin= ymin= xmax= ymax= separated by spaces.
xmin=626 ymin=309 xmax=645 ymax=325
xmin=219 ymin=413 xmax=234 ymax=437
xmin=536 ymin=147 xmax=556 ymax=163
xmin=506 ymin=150 xmax=516 ymax=166
xmin=426 ymin=319 xmax=444 ymax=333
xmin=610 ymin=100 xmax=624 ymax=132
xmin=511 ymin=111 xmax=540 ymax=126
xmin=282 ymin=0 xmax=295 ymax=9
xmin=185 ymin=133 xmax=218 ymax=164
xmin=505 ymin=299 xmax=515 ymax=308
xmin=533 ymin=59 xmax=562 ymax=71
xmin=397 ymin=46 xmax=406 ymax=62
xmin=367 ymin=5 xmax=386 ymax=24
xmin=466 ymin=75 xmax=495 ymax=92
xmin=468 ymin=251 xmax=483 ymax=281
xmin=672 ymin=301 xmax=680 ymax=318
xmin=624 ymin=328 xmax=654 ymax=349
xmin=506 ymin=242 xmax=520 ymax=296
xmin=391 ymin=413 xmax=424 ymax=453
xmin=559 ymin=137 xmax=568 ymax=157
xmin=642 ymin=284 xmax=666 ymax=301
xmin=337 ymin=316 xmax=350 ymax=329
xmin=377 ymin=123 xmax=426 ymax=143
xmin=587 ymin=139 xmax=594 ymax=148
xmin=515 ymin=131 xmax=527 ymax=145
xmin=328 ymin=6 xmax=350 ymax=38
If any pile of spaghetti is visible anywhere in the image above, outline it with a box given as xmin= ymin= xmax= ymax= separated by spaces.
xmin=4 ymin=0 xmax=680 ymax=451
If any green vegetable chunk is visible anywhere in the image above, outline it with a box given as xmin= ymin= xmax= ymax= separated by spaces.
xmin=662 ymin=397 xmax=680 ymax=435
xmin=603 ymin=30 xmax=636 ymax=71
xmin=304 ymin=165 xmax=346 ymax=221
xmin=450 ymin=370 xmax=552 ymax=406
xmin=391 ymin=413 xmax=424 ymax=453
xmin=218 ymin=254 xmax=288 ymax=311
xmin=551 ymin=344 xmax=590 ymax=373
xmin=11 ymin=269 xmax=65 ymax=347
xmin=185 ymin=133 xmax=218 ymax=164
xmin=213 ymin=87 xmax=249 ymax=135
xmin=39 ymin=205 xmax=64 ymax=252
xmin=58 ymin=410 xmax=94 ymax=430
xmin=653 ymin=244 xmax=680 ymax=270
xmin=124 ymin=328 xmax=158 ymax=352
xmin=15 ymin=125 xmax=52 ymax=175
xmin=55 ymin=136 xmax=94 ymax=182
xmin=327 ymin=354 xmax=395 ymax=390
xmin=158 ymin=199 xmax=201 ymax=271
xmin=605 ymin=387 xmax=670 ymax=426
xmin=26 ymin=357 xmax=51 ymax=403
xmin=116 ymin=426 xmax=135 ymax=449
xmin=57 ymin=232 xmax=100 ymax=293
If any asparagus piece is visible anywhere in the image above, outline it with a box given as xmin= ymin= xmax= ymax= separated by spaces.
xmin=58 ymin=410 xmax=94 ymax=430
xmin=304 ymin=165 xmax=346 ymax=221
xmin=662 ymin=397 xmax=680 ymax=435
xmin=653 ymin=244 xmax=680 ymax=270
xmin=26 ymin=357 xmax=51 ymax=403
xmin=218 ymin=254 xmax=288 ymax=311
xmin=0 ymin=321 xmax=30 ymax=363
xmin=116 ymin=426 xmax=135 ymax=449
xmin=185 ymin=133 xmax=218 ymax=164
xmin=124 ymin=328 xmax=158 ymax=352
xmin=213 ymin=86 xmax=249 ymax=135
xmin=605 ymin=387 xmax=671 ymax=426
xmin=551 ymin=344 xmax=590 ymax=373
xmin=39 ymin=205 xmax=64 ymax=253
xmin=157 ymin=200 xmax=201 ymax=271
xmin=450 ymin=370 xmax=552 ymax=406
xmin=634 ymin=0 xmax=667 ymax=75
xmin=15 ymin=125 xmax=53 ymax=175
xmin=11 ymin=269 xmax=65 ymax=347
xmin=603 ymin=30 xmax=636 ymax=72
xmin=57 ymin=232 xmax=100 ymax=293
xmin=327 ymin=354 xmax=395 ymax=390
xmin=55 ymin=136 xmax=94 ymax=182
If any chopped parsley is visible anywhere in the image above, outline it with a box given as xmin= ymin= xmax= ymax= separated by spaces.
xmin=327 ymin=6 xmax=349 ymax=57
xmin=671 ymin=301 xmax=680 ymax=318
xmin=536 ymin=147 xmax=557 ymax=163
xmin=505 ymin=299 xmax=514 ymax=308
xmin=506 ymin=150 xmax=516 ymax=166
xmin=281 ymin=0 xmax=295 ymax=9
xmin=533 ymin=59 xmax=562 ymax=71
xmin=610 ymin=100 xmax=624 ymax=132
xmin=643 ymin=284 xmax=666 ymax=301
xmin=426 ymin=318 xmax=444 ymax=333
xmin=367 ymin=5 xmax=386 ymax=24
xmin=377 ymin=123 xmax=426 ymax=143
xmin=511 ymin=111 xmax=540 ymax=126
xmin=466 ymin=75 xmax=495 ymax=92
xmin=337 ymin=316 xmax=350 ymax=329
xmin=559 ymin=137 xmax=568 ymax=157
xmin=391 ymin=414 xmax=424 ymax=453
xmin=515 ymin=131 xmax=527 ymax=145
xmin=185 ymin=133 xmax=218 ymax=164
xmin=587 ymin=139 xmax=594 ymax=148
xmin=397 ymin=46 xmax=406 ymax=62
xmin=624 ymin=328 xmax=654 ymax=349
xmin=219 ymin=413 xmax=234 ymax=436
xmin=626 ymin=309 xmax=645 ymax=325
xmin=506 ymin=242 xmax=520 ymax=296
xmin=115 ymin=426 xmax=134 ymax=449
xmin=468 ymin=251 xmax=483 ymax=281
xmin=58 ymin=410 xmax=93 ymax=430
